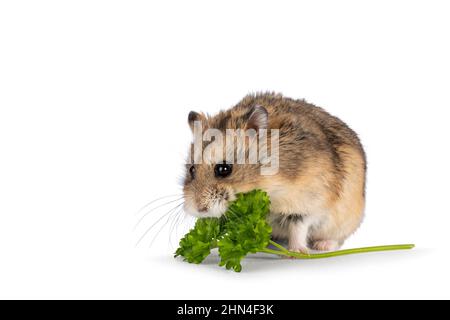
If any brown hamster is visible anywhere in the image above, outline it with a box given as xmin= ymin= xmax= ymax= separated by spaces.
xmin=182 ymin=92 xmax=366 ymax=253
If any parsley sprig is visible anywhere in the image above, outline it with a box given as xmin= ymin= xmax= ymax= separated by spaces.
xmin=175 ymin=190 xmax=414 ymax=272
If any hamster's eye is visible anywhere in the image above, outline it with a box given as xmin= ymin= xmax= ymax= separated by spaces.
xmin=189 ymin=165 xmax=196 ymax=179
xmin=214 ymin=163 xmax=233 ymax=178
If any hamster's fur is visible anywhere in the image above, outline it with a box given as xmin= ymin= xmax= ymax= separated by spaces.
xmin=183 ymin=92 xmax=366 ymax=253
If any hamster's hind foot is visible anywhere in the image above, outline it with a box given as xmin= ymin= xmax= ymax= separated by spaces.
xmin=312 ymin=240 xmax=340 ymax=252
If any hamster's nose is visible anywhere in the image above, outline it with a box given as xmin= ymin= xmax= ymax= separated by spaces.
xmin=198 ymin=206 xmax=208 ymax=213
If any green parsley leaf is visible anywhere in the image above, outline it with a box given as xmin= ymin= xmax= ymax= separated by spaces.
xmin=217 ymin=190 xmax=271 ymax=272
xmin=174 ymin=217 xmax=224 ymax=264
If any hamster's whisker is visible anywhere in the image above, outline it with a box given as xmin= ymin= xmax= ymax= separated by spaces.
xmin=135 ymin=194 xmax=183 ymax=216
xmin=135 ymin=202 xmax=184 ymax=247
xmin=148 ymin=204 xmax=184 ymax=248
xmin=169 ymin=207 xmax=186 ymax=247
xmin=138 ymin=196 xmax=184 ymax=217
xmin=175 ymin=211 xmax=187 ymax=238
xmin=226 ymin=207 xmax=246 ymax=224
xmin=179 ymin=212 xmax=195 ymax=236
xmin=167 ymin=207 xmax=181 ymax=247
xmin=168 ymin=208 xmax=185 ymax=249
xmin=134 ymin=197 xmax=184 ymax=230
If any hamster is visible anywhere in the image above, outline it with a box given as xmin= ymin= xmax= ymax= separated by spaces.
xmin=182 ymin=92 xmax=366 ymax=253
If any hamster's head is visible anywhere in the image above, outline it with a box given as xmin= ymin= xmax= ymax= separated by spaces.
xmin=182 ymin=105 xmax=270 ymax=218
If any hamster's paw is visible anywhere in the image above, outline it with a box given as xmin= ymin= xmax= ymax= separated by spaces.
xmin=312 ymin=240 xmax=339 ymax=252
xmin=288 ymin=244 xmax=310 ymax=255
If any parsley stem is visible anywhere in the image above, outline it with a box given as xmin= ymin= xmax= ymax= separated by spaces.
xmin=261 ymin=244 xmax=415 ymax=259
xmin=269 ymin=240 xmax=289 ymax=253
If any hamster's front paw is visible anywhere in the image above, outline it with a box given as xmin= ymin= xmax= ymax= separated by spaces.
xmin=288 ymin=244 xmax=310 ymax=255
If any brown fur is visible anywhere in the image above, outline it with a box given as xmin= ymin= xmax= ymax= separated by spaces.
xmin=183 ymin=92 xmax=366 ymax=250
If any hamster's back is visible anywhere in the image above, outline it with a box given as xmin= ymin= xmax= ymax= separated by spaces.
xmin=234 ymin=92 xmax=366 ymax=163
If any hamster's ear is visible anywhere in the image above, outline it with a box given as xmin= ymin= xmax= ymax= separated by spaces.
xmin=246 ymin=105 xmax=268 ymax=131
xmin=188 ymin=111 xmax=205 ymax=132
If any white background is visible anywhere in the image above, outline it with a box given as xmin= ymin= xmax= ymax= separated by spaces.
xmin=1 ymin=1 xmax=449 ymax=299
